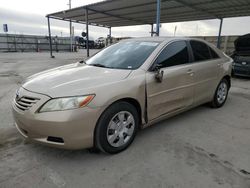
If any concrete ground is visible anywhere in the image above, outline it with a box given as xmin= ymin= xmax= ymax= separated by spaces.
xmin=0 ymin=51 xmax=250 ymax=188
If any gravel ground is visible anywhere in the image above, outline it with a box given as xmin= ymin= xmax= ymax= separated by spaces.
xmin=0 ymin=51 xmax=250 ymax=188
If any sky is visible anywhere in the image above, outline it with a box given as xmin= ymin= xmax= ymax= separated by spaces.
xmin=1 ymin=0 xmax=250 ymax=40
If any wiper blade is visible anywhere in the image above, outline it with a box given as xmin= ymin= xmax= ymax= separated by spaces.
xmin=79 ymin=60 xmax=86 ymax=64
xmin=89 ymin=63 xmax=108 ymax=68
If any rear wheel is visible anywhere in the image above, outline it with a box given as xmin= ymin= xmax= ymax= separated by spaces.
xmin=210 ymin=78 xmax=229 ymax=108
xmin=95 ymin=102 xmax=139 ymax=154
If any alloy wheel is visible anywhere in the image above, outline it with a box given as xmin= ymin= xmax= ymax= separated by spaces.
xmin=217 ymin=82 xmax=228 ymax=104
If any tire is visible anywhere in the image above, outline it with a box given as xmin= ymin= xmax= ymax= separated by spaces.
xmin=210 ymin=78 xmax=229 ymax=108
xmin=95 ymin=101 xmax=139 ymax=154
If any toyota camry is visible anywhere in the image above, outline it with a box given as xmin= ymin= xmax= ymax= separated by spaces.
xmin=12 ymin=37 xmax=232 ymax=154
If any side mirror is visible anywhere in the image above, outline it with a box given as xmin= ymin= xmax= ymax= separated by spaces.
xmin=154 ymin=65 xmax=164 ymax=83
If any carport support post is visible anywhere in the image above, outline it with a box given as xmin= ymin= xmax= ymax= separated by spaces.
xmin=109 ymin=27 xmax=111 ymax=37
xmin=151 ymin=24 xmax=154 ymax=37
xmin=108 ymin=27 xmax=112 ymax=44
xmin=47 ymin=16 xmax=54 ymax=58
xmin=217 ymin=18 xmax=223 ymax=49
xmin=156 ymin=0 xmax=161 ymax=36
xmin=85 ymin=8 xmax=89 ymax=57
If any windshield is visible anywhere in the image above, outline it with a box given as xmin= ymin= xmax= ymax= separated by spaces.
xmin=86 ymin=41 xmax=159 ymax=69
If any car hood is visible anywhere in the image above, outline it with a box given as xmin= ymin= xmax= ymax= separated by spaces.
xmin=22 ymin=63 xmax=132 ymax=98
xmin=234 ymin=34 xmax=250 ymax=53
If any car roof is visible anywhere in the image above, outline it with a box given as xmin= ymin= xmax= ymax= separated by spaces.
xmin=121 ymin=37 xmax=204 ymax=44
xmin=120 ymin=37 xmax=224 ymax=58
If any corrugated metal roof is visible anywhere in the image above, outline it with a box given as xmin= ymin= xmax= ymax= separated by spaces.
xmin=47 ymin=0 xmax=250 ymax=27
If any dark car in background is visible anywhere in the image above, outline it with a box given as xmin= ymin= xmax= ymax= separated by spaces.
xmin=75 ymin=36 xmax=95 ymax=49
xmin=232 ymin=34 xmax=250 ymax=77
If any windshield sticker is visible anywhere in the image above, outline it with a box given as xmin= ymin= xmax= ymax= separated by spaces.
xmin=140 ymin=42 xmax=158 ymax=47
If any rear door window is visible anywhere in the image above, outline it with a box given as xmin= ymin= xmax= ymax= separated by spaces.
xmin=190 ymin=40 xmax=211 ymax=62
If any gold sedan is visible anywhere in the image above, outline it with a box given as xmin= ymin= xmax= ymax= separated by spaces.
xmin=12 ymin=37 xmax=232 ymax=154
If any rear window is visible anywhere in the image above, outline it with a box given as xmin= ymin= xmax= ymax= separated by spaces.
xmin=190 ymin=40 xmax=211 ymax=62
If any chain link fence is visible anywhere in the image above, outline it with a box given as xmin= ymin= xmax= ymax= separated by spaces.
xmin=0 ymin=33 xmax=71 ymax=52
xmin=0 ymin=33 xmax=239 ymax=55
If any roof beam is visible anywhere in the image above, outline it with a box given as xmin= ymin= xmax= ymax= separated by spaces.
xmin=114 ymin=3 xmax=250 ymax=22
xmin=65 ymin=5 xmax=183 ymax=22
xmin=99 ymin=14 xmax=212 ymax=25
xmin=64 ymin=0 xmax=173 ymax=20
xmin=64 ymin=1 xmax=218 ymax=23
xmin=84 ymin=0 xmax=245 ymax=21
xmin=87 ymin=1 xmax=160 ymax=16
xmin=46 ymin=0 xmax=250 ymax=28
xmin=57 ymin=0 xmax=241 ymax=23
xmin=46 ymin=15 xmax=110 ymax=28
xmin=173 ymin=0 xmax=219 ymax=19
xmin=86 ymin=7 xmax=150 ymax=25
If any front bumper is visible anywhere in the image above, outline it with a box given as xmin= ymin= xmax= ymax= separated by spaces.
xmin=12 ymin=87 xmax=103 ymax=150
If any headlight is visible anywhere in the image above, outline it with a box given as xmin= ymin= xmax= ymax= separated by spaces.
xmin=39 ymin=95 xmax=95 ymax=112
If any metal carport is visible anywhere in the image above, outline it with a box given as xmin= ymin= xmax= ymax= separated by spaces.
xmin=47 ymin=0 xmax=250 ymax=58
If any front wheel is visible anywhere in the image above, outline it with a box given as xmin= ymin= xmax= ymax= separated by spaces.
xmin=95 ymin=102 xmax=139 ymax=154
xmin=210 ymin=78 xmax=229 ymax=108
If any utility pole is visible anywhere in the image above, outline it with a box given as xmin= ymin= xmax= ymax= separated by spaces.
xmin=68 ymin=0 xmax=72 ymax=52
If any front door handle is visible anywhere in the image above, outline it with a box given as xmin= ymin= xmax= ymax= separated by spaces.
xmin=187 ymin=69 xmax=194 ymax=76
